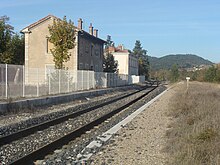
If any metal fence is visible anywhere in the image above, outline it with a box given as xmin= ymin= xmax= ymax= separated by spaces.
xmin=0 ymin=64 xmax=145 ymax=99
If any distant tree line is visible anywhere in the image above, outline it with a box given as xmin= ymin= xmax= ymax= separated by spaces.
xmin=148 ymin=54 xmax=213 ymax=71
xmin=151 ymin=63 xmax=220 ymax=83
xmin=0 ymin=15 xmax=24 ymax=65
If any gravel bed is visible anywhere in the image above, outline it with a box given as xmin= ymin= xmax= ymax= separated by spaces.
xmin=0 ymin=87 xmax=142 ymax=137
xmin=0 ymin=86 xmax=153 ymax=164
xmin=38 ymin=86 xmax=166 ymax=165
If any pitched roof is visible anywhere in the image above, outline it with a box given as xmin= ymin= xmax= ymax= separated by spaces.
xmin=21 ymin=14 xmax=106 ymax=43
xmin=21 ymin=14 xmax=58 ymax=33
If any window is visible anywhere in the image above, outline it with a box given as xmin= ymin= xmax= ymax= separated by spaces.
xmin=91 ymin=45 xmax=93 ymax=56
xmin=80 ymin=41 xmax=84 ymax=56
xmin=90 ymin=45 xmax=93 ymax=56
xmin=95 ymin=49 xmax=99 ymax=56
xmin=85 ymin=45 xmax=89 ymax=54
xmin=79 ymin=63 xmax=83 ymax=70
xmin=100 ymin=47 xmax=102 ymax=58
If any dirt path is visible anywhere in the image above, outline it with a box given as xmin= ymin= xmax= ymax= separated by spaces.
xmin=90 ymin=85 xmax=176 ymax=165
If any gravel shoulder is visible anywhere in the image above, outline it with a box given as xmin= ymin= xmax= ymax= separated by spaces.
xmin=90 ymin=85 xmax=176 ymax=165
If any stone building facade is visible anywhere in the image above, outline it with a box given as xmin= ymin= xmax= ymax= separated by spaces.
xmin=21 ymin=15 xmax=105 ymax=84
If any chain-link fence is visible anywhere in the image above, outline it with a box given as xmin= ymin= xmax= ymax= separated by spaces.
xmin=0 ymin=64 xmax=25 ymax=99
xmin=0 ymin=64 xmax=145 ymax=99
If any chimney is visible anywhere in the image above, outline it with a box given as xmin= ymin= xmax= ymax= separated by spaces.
xmin=117 ymin=44 xmax=122 ymax=51
xmin=93 ymin=29 xmax=98 ymax=37
xmin=89 ymin=23 xmax=93 ymax=35
xmin=78 ymin=18 xmax=83 ymax=30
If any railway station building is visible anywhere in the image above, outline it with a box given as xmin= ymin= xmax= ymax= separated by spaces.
xmin=21 ymin=15 xmax=105 ymax=84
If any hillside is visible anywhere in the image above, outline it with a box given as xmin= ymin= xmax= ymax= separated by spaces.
xmin=148 ymin=54 xmax=213 ymax=71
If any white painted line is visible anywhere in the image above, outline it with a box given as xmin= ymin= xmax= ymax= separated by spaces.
xmin=75 ymin=88 xmax=169 ymax=163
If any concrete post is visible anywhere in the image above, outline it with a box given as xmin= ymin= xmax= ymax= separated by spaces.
xmin=87 ymin=71 xmax=89 ymax=89
xmin=48 ymin=69 xmax=51 ymax=94
xmin=186 ymin=77 xmax=190 ymax=89
xmin=59 ymin=69 xmax=61 ymax=94
xmin=82 ymin=70 xmax=84 ymax=90
xmin=5 ymin=64 xmax=8 ymax=98
xmin=37 ymin=68 xmax=39 ymax=97
xmin=67 ymin=71 xmax=70 ymax=92
xmin=92 ymin=71 xmax=95 ymax=89
xmin=23 ymin=65 xmax=25 ymax=97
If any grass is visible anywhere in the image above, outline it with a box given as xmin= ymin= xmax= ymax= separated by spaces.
xmin=165 ymin=81 xmax=220 ymax=165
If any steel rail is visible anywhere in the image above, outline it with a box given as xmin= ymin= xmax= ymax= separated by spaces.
xmin=0 ymin=85 xmax=150 ymax=146
xmin=9 ymin=86 xmax=157 ymax=165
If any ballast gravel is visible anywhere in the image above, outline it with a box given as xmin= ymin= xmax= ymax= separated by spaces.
xmin=0 ymin=87 xmax=150 ymax=164
xmin=89 ymin=85 xmax=174 ymax=165
xmin=40 ymin=86 xmax=166 ymax=165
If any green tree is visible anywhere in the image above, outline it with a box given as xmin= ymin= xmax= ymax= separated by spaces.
xmin=132 ymin=40 xmax=149 ymax=79
xmin=155 ymin=69 xmax=169 ymax=81
xmin=11 ymin=34 xmax=25 ymax=65
xmin=215 ymin=65 xmax=220 ymax=82
xmin=103 ymin=53 xmax=118 ymax=73
xmin=133 ymin=40 xmax=147 ymax=58
xmin=105 ymin=35 xmax=114 ymax=50
xmin=0 ymin=15 xmax=24 ymax=64
xmin=48 ymin=16 xmax=76 ymax=69
xmin=0 ymin=16 xmax=13 ymax=63
xmin=204 ymin=66 xmax=217 ymax=82
xmin=170 ymin=64 xmax=179 ymax=82
xmin=139 ymin=56 xmax=149 ymax=77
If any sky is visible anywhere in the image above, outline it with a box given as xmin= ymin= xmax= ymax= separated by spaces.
xmin=1 ymin=0 xmax=220 ymax=63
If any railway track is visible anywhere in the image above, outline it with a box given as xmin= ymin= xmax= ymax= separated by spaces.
xmin=0 ymin=84 xmax=161 ymax=165
xmin=0 ymin=85 xmax=147 ymax=145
